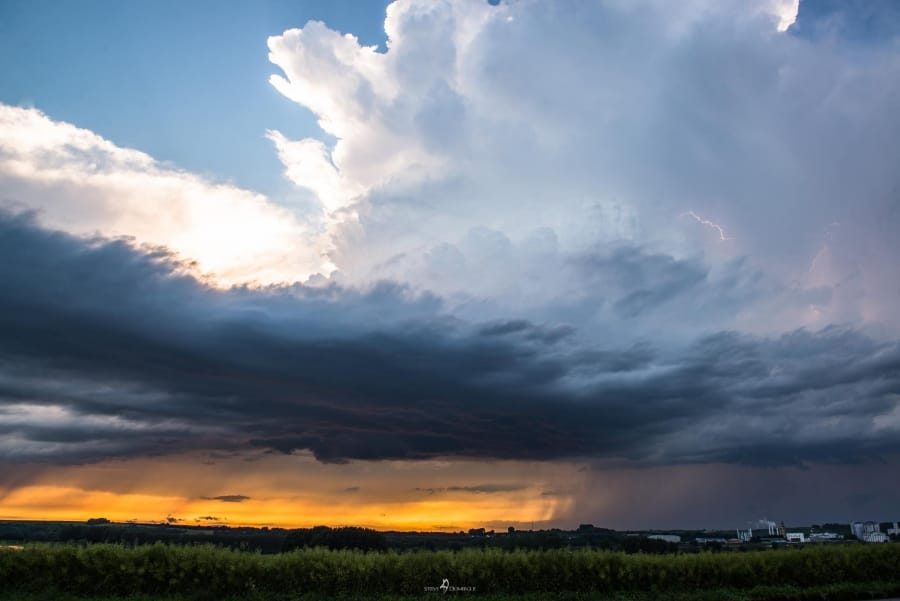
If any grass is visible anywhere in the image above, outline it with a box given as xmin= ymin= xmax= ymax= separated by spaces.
xmin=2 ymin=542 xmax=899 ymax=599
xmin=2 ymin=582 xmax=900 ymax=601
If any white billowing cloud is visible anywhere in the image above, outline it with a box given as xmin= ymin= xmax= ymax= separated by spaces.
xmin=267 ymin=18 xmax=448 ymax=212
xmin=266 ymin=130 xmax=365 ymax=214
xmin=771 ymin=0 xmax=799 ymax=31
xmin=0 ymin=105 xmax=327 ymax=286
xmin=267 ymin=0 xmax=900 ymax=338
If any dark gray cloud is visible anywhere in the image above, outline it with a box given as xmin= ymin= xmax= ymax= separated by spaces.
xmin=478 ymin=320 xmax=573 ymax=344
xmin=202 ymin=495 xmax=251 ymax=503
xmin=447 ymin=484 xmax=527 ymax=494
xmin=415 ymin=484 xmax=527 ymax=495
xmin=1 ymin=210 xmax=899 ymax=468
xmin=576 ymin=247 xmax=708 ymax=319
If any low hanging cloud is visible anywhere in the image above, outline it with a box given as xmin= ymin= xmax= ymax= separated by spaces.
xmin=1 ymin=211 xmax=899 ymax=468
xmin=202 ymin=495 xmax=252 ymax=503
xmin=415 ymin=484 xmax=529 ymax=495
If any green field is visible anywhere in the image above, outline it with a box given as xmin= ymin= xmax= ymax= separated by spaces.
xmin=2 ymin=543 xmax=900 ymax=600
xmin=3 ymin=585 xmax=900 ymax=601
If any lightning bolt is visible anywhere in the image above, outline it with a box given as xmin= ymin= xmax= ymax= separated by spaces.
xmin=808 ymin=244 xmax=827 ymax=274
xmin=682 ymin=211 xmax=730 ymax=241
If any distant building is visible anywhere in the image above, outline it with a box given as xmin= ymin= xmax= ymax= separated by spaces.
xmin=736 ymin=528 xmax=753 ymax=542
xmin=756 ymin=519 xmax=778 ymax=536
xmin=695 ymin=537 xmax=727 ymax=545
xmin=785 ymin=532 xmax=807 ymax=543
xmin=808 ymin=532 xmax=841 ymax=542
xmin=850 ymin=521 xmax=882 ymax=542
xmin=761 ymin=537 xmax=789 ymax=545
xmin=887 ymin=522 xmax=900 ymax=537
xmin=648 ymin=534 xmax=681 ymax=544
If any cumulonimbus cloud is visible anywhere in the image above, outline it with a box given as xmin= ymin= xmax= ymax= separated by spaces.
xmin=2 ymin=0 xmax=899 ymax=473
xmin=267 ymin=0 xmax=900 ymax=336
xmin=1 ymin=211 xmax=899 ymax=467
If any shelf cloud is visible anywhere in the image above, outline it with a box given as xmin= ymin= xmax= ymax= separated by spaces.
xmin=1 ymin=210 xmax=898 ymax=468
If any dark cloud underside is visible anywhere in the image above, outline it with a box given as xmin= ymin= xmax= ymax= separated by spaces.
xmin=202 ymin=495 xmax=251 ymax=503
xmin=1 ymin=211 xmax=899 ymax=467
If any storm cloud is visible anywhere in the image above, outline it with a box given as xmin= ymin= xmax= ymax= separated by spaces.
xmin=1 ymin=0 xmax=900 ymax=532
xmin=1 ymin=210 xmax=898 ymax=468
xmin=202 ymin=495 xmax=251 ymax=503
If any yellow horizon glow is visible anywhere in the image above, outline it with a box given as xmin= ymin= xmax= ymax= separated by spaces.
xmin=0 ymin=484 xmax=569 ymax=532
xmin=0 ymin=453 xmax=582 ymax=531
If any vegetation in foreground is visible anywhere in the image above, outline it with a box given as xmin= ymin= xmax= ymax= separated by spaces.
xmin=3 ymin=582 xmax=900 ymax=601
xmin=1 ymin=542 xmax=899 ymax=599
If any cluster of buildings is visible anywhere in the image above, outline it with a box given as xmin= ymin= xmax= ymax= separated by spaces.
xmin=849 ymin=521 xmax=893 ymax=544
xmin=645 ymin=519 xmax=898 ymax=547
xmin=733 ymin=519 xmax=896 ymax=545
xmin=739 ymin=519 xmax=897 ymax=545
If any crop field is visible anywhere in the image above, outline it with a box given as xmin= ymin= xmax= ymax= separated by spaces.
xmin=2 ymin=542 xmax=900 ymax=600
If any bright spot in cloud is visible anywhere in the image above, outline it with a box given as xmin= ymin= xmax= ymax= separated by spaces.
xmin=773 ymin=0 xmax=799 ymax=32
xmin=0 ymin=105 xmax=328 ymax=286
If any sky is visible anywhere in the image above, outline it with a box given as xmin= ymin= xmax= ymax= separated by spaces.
xmin=1 ymin=0 xmax=899 ymax=531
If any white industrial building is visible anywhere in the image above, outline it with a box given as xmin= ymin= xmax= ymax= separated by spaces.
xmin=808 ymin=532 xmax=841 ymax=542
xmin=695 ymin=537 xmax=727 ymax=545
xmin=753 ymin=518 xmax=786 ymax=537
xmin=785 ymin=532 xmax=807 ymax=543
xmin=850 ymin=521 xmax=886 ymax=542
xmin=887 ymin=522 xmax=900 ymax=537
xmin=648 ymin=534 xmax=681 ymax=543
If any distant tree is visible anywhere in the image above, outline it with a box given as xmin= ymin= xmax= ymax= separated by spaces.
xmin=281 ymin=526 xmax=387 ymax=552
xmin=623 ymin=536 xmax=641 ymax=554
xmin=86 ymin=518 xmax=110 ymax=525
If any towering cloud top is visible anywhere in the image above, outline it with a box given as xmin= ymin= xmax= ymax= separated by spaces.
xmin=263 ymin=0 xmax=900 ymax=336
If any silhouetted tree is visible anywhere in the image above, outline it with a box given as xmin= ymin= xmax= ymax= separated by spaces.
xmin=281 ymin=526 xmax=387 ymax=552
